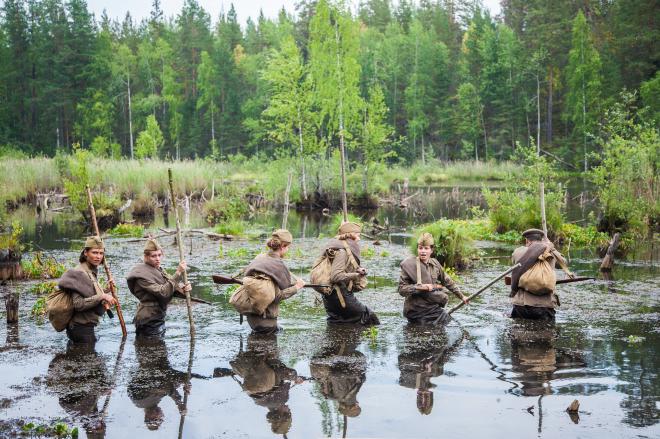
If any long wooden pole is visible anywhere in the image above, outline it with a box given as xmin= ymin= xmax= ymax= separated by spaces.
xmin=335 ymin=21 xmax=348 ymax=222
xmin=448 ymin=263 xmax=521 ymax=315
xmin=540 ymin=181 xmax=547 ymax=236
xmin=85 ymin=186 xmax=127 ymax=338
xmin=168 ymin=169 xmax=195 ymax=338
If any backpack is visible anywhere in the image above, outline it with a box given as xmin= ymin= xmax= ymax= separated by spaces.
xmin=46 ymin=289 xmax=73 ymax=332
xmin=229 ymin=274 xmax=277 ymax=316
xmin=310 ymin=249 xmax=336 ymax=295
xmin=519 ymin=249 xmax=556 ymax=295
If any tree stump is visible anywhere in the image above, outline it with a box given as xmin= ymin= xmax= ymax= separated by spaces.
xmin=600 ymin=232 xmax=621 ymax=272
xmin=4 ymin=285 xmax=19 ymax=324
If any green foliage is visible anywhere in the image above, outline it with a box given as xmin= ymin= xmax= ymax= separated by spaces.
xmin=361 ymin=245 xmax=377 ymax=259
xmin=30 ymin=281 xmax=58 ymax=296
xmin=483 ymin=143 xmax=565 ymax=236
xmin=90 ymin=136 xmax=121 ymax=159
xmin=203 ymin=196 xmax=248 ymax=225
xmin=21 ymin=421 xmax=78 ymax=438
xmin=21 ymin=253 xmax=67 ymax=279
xmin=590 ymin=92 xmax=659 ymax=238
xmin=556 ymin=223 xmax=609 ymax=247
xmin=215 ymin=220 xmax=246 ymax=237
xmin=135 ymin=115 xmax=164 ymax=159
xmin=0 ymin=221 xmax=24 ymax=252
xmin=108 ymin=223 xmax=145 ymax=238
xmin=640 ymin=72 xmax=660 ymax=124
xmin=31 ymin=296 xmax=47 ymax=318
xmin=329 ymin=212 xmax=362 ymax=235
xmin=411 ymin=219 xmax=478 ymax=270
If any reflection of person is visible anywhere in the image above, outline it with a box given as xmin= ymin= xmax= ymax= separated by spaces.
xmin=229 ymin=333 xmax=299 ymax=435
xmin=242 ymin=229 xmax=305 ymax=334
xmin=398 ymin=325 xmax=463 ymax=414
xmin=510 ymin=229 xmax=567 ymax=321
xmin=46 ymin=343 xmax=109 ymax=438
xmin=320 ymin=222 xmax=379 ymax=325
xmin=58 ymin=236 xmax=116 ymax=344
xmin=310 ymin=326 xmax=367 ymax=418
xmin=398 ymin=233 xmax=468 ymax=324
xmin=509 ymin=324 xmax=558 ymax=396
xmin=126 ymin=238 xmax=192 ymax=337
xmin=127 ymin=337 xmax=189 ymax=430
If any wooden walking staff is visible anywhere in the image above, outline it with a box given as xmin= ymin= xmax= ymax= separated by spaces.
xmin=168 ymin=169 xmax=196 ymax=338
xmin=448 ymin=263 xmax=521 ymax=315
xmin=85 ymin=185 xmax=127 ymax=338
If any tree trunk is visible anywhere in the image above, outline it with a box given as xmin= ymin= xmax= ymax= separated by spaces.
xmin=297 ymin=107 xmax=308 ymax=201
xmin=540 ymin=181 xmax=547 ymax=235
xmin=127 ymin=73 xmax=134 ymax=159
xmin=282 ymin=172 xmax=293 ymax=229
xmin=546 ymin=67 xmax=553 ymax=147
xmin=335 ymin=23 xmax=348 ymax=221
xmin=537 ymin=73 xmax=541 ymax=153
xmin=211 ymin=104 xmax=216 ymax=144
xmin=600 ymin=232 xmax=621 ymax=272
xmin=4 ymin=290 xmax=18 ymax=324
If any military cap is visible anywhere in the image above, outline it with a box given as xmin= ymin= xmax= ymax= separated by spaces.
xmin=144 ymin=238 xmax=163 ymax=254
xmin=522 ymin=228 xmax=545 ymax=239
xmin=417 ymin=232 xmax=435 ymax=247
xmin=271 ymin=229 xmax=293 ymax=244
xmin=84 ymin=236 xmax=104 ymax=249
xmin=338 ymin=221 xmax=362 ymax=235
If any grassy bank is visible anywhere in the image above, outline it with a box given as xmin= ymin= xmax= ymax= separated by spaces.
xmin=0 ymin=156 xmax=521 ymax=208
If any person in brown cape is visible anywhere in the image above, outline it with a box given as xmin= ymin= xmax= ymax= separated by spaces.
xmin=57 ymin=236 xmax=117 ymax=344
xmin=242 ymin=229 xmax=305 ymax=334
xmin=398 ymin=233 xmax=468 ymax=325
xmin=320 ymin=222 xmax=380 ymax=326
xmin=509 ymin=229 xmax=567 ymax=321
xmin=126 ymin=238 xmax=192 ymax=337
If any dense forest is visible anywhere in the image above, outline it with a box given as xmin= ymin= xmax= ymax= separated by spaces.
xmin=0 ymin=0 xmax=658 ymax=169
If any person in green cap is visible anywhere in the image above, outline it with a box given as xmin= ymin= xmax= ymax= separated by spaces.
xmin=509 ymin=228 xmax=567 ymax=321
xmin=57 ymin=236 xmax=117 ymax=344
xmin=126 ymin=238 xmax=192 ymax=337
xmin=319 ymin=222 xmax=379 ymax=325
xmin=240 ymin=229 xmax=305 ymax=334
xmin=398 ymin=232 xmax=468 ymax=324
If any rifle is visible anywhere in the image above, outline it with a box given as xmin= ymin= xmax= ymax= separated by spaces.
xmin=448 ymin=264 xmax=521 ymax=315
xmin=173 ymin=291 xmax=212 ymax=305
xmin=211 ymin=274 xmax=329 ymax=289
xmin=85 ymin=186 xmax=127 ymax=338
xmin=504 ymin=275 xmax=595 ymax=286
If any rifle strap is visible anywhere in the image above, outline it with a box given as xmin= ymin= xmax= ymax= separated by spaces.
xmin=333 ymin=286 xmax=346 ymax=308
xmin=552 ymin=249 xmax=575 ymax=278
xmin=416 ymin=257 xmax=422 ymax=285
xmin=342 ymin=240 xmax=360 ymax=292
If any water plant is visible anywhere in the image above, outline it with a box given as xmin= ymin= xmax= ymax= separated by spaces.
xmin=108 ymin=223 xmax=145 ymax=238
xmin=411 ymin=219 xmax=479 ymax=270
xmin=21 ymin=253 xmax=67 ymax=279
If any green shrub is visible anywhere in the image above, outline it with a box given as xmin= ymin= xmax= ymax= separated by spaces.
xmin=556 ymin=223 xmax=610 ymax=247
xmin=30 ymin=281 xmax=58 ymax=296
xmin=109 ymin=223 xmax=144 ymax=237
xmin=203 ymin=196 xmax=248 ymax=225
xmin=21 ymin=253 xmax=67 ymax=279
xmin=215 ymin=220 xmax=246 ymax=236
xmin=411 ymin=219 xmax=478 ymax=270
xmin=31 ymin=296 xmax=47 ymax=318
xmin=0 ymin=221 xmax=24 ymax=252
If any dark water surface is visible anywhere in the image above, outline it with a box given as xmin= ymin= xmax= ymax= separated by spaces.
xmin=1 ymin=201 xmax=658 ymax=438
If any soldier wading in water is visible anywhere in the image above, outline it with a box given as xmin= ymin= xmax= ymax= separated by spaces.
xmin=57 ymin=236 xmax=117 ymax=344
xmin=320 ymin=222 xmax=379 ymax=326
xmin=240 ymin=229 xmax=305 ymax=334
xmin=398 ymin=232 xmax=468 ymax=324
xmin=509 ymin=228 xmax=568 ymax=321
xmin=126 ymin=238 xmax=192 ymax=337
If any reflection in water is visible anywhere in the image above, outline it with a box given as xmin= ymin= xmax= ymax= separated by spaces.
xmin=310 ymin=326 xmax=367 ymax=438
xmin=46 ymin=344 xmax=109 ymax=438
xmin=221 ymin=334 xmax=299 ymax=436
xmin=127 ymin=337 xmax=189 ymax=430
xmin=508 ymin=322 xmax=585 ymax=397
xmin=398 ymin=325 xmax=464 ymax=415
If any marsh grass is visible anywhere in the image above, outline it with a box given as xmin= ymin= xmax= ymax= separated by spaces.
xmin=108 ymin=223 xmax=145 ymax=238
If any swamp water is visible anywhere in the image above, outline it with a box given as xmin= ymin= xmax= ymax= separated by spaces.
xmin=1 ymin=190 xmax=658 ymax=439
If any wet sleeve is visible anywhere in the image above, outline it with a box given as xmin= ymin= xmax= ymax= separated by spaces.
xmin=275 ymin=285 xmax=298 ymax=302
xmin=438 ymin=269 xmax=462 ymax=299
xmin=71 ymin=291 xmax=104 ymax=311
xmin=398 ymin=269 xmax=418 ymax=297
xmin=329 ymin=250 xmax=359 ymax=284
xmin=135 ymin=277 xmax=177 ymax=300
